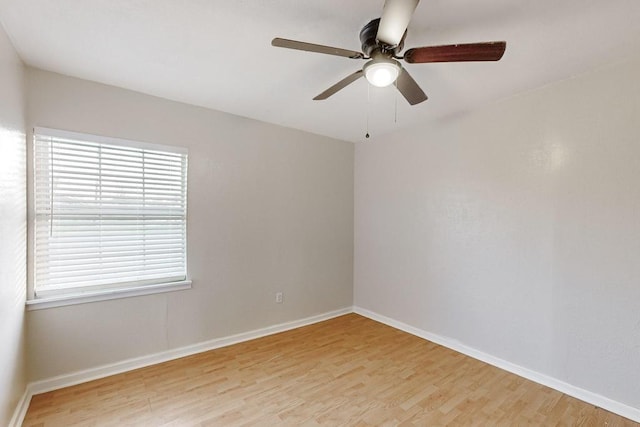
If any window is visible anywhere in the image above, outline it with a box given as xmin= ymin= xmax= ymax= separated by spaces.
xmin=33 ymin=127 xmax=188 ymax=301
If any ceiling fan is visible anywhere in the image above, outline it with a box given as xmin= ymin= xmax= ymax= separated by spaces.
xmin=272 ymin=0 xmax=506 ymax=105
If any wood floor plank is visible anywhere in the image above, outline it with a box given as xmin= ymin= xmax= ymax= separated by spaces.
xmin=23 ymin=314 xmax=638 ymax=426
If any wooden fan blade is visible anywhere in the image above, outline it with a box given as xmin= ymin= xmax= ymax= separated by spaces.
xmin=395 ymin=68 xmax=427 ymax=105
xmin=272 ymin=38 xmax=364 ymax=59
xmin=404 ymin=41 xmax=506 ymax=63
xmin=377 ymin=0 xmax=420 ymax=47
xmin=314 ymin=70 xmax=364 ymax=100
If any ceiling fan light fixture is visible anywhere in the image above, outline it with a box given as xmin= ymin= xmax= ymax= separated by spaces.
xmin=364 ymin=58 xmax=400 ymax=87
xmin=272 ymin=0 xmax=506 ymax=106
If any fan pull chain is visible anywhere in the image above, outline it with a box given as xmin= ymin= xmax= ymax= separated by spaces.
xmin=394 ymin=79 xmax=398 ymax=124
xmin=365 ymin=83 xmax=370 ymax=139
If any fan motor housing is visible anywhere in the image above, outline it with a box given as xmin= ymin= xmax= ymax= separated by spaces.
xmin=360 ymin=18 xmax=406 ymax=56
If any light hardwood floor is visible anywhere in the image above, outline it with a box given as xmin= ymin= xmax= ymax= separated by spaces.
xmin=23 ymin=314 xmax=637 ymax=426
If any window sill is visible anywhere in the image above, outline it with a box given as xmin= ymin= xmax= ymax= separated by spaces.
xmin=26 ymin=280 xmax=192 ymax=310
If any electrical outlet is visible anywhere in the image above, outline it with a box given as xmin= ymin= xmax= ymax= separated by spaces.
xmin=275 ymin=292 xmax=283 ymax=303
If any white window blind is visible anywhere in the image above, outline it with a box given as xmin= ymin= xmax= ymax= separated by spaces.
xmin=34 ymin=127 xmax=188 ymax=297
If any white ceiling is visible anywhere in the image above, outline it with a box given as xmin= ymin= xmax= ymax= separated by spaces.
xmin=1 ymin=0 xmax=639 ymax=142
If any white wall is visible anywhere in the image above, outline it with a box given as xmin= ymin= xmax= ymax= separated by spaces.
xmin=0 ymin=23 xmax=26 ymax=426
xmin=25 ymin=68 xmax=354 ymax=382
xmin=355 ymin=55 xmax=640 ymax=410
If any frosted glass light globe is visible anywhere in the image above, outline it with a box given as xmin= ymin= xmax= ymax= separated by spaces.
xmin=364 ymin=60 xmax=400 ymax=87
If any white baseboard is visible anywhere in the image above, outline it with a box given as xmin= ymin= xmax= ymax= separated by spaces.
xmin=27 ymin=306 xmax=352 ymax=397
xmin=353 ymin=306 xmax=640 ymax=423
xmin=8 ymin=388 xmax=32 ymax=427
